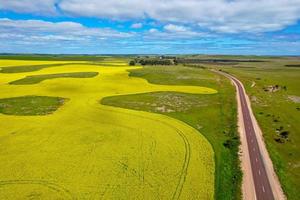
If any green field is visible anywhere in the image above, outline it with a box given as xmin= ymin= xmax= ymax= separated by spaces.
xmin=0 ymin=96 xmax=67 ymax=116
xmin=0 ymin=58 xmax=216 ymax=199
xmin=9 ymin=72 xmax=99 ymax=85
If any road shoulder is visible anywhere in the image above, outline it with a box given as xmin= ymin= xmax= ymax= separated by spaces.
xmin=212 ymin=69 xmax=285 ymax=200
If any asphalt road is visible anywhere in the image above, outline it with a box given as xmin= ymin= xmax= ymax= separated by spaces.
xmin=217 ymin=70 xmax=275 ymax=200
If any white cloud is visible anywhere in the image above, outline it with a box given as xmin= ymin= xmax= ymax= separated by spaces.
xmin=0 ymin=18 xmax=132 ymax=39
xmin=149 ymin=28 xmax=159 ymax=33
xmin=1 ymin=0 xmax=300 ymax=33
xmin=0 ymin=18 xmax=138 ymax=53
xmin=0 ymin=18 xmax=133 ymax=51
xmin=147 ymin=25 xmax=204 ymax=40
xmin=0 ymin=0 xmax=57 ymax=14
xmin=0 ymin=17 xmax=299 ymax=54
xmin=164 ymin=24 xmax=189 ymax=32
xmin=58 ymin=0 xmax=300 ymax=33
xmin=131 ymin=23 xmax=143 ymax=29
xmin=160 ymin=24 xmax=204 ymax=38
xmin=59 ymin=0 xmax=145 ymax=19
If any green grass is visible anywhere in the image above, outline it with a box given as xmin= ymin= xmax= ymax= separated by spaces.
xmin=0 ymin=96 xmax=67 ymax=116
xmin=0 ymin=61 xmax=131 ymax=74
xmin=9 ymin=72 xmax=99 ymax=85
xmin=103 ymin=65 xmax=242 ymax=200
xmin=0 ymin=63 xmax=79 ymax=73
xmin=211 ymin=57 xmax=300 ymax=200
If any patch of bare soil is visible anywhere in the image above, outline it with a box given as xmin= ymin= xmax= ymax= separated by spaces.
xmin=155 ymin=105 xmax=174 ymax=113
xmin=288 ymin=95 xmax=300 ymax=103
xmin=154 ymin=93 xmax=207 ymax=112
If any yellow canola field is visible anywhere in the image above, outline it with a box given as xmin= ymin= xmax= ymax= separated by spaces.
xmin=0 ymin=59 xmax=216 ymax=199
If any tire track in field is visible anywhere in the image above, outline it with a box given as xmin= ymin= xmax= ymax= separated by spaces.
xmin=0 ymin=180 xmax=75 ymax=200
xmin=75 ymin=116 xmax=162 ymax=192
xmin=171 ymin=130 xmax=191 ymax=200
xmin=66 ymin=106 xmax=159 ymax=198
xmin=97 ymin=105 xmax=191 ymax=200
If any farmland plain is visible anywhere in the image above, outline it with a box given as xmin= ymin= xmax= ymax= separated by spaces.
xmin=0 ymin=58 xmax=216 ymax=199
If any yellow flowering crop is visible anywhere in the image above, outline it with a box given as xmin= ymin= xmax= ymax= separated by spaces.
xmin=0 ymin=59 xmax=216 ymax=199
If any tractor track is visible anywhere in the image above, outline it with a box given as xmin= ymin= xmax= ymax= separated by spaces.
xmin=98 ymin=105 xmax=191 ymax=200
xmin=0 ymin=179 xmax=75 ymax=200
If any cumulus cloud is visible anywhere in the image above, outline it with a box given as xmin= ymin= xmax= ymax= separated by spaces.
xmin=1 ymin=0 xmax=300 ymax=33
xmin=0 ymin=18 xmax=299 ymax=54
xmin=146 ymin=24 xmax=204 ymax=40
xmin=59 ymin=0 xmax=300 ymax=33
xmin=59 ymin=0 xmax=145 ymax=19
xmin=0 ymin=18 xmax=132 ymax=39
xmin=0 ymin=0 xmax=57 ymax=14
xmin=0 ymin=17 xmax=133 ymax=52
xmin=164 ymin=24 xmax=189 ymax=32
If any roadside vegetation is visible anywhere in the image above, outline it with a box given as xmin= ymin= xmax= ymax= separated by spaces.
xmin=214 ymin=58 xmax=300 ymax=200
xmin=103 ymin=65 xmax=242 ymax=200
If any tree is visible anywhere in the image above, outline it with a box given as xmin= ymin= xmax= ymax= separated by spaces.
xmin=129 ymin=60 xmax=136 ymax=66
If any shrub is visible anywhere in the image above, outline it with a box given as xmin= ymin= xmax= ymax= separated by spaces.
xmin=129 ymin=60 xmax=136 ymax=66
xmin=280 ymin=131 xmax=289 ymax=139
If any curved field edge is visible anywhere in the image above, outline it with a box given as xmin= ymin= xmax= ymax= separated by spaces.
xmin=0 ymin=60 xmax=129 ymax=73
xmin=124 ymin=66 xmax=242 ymax=200
xmin=9 ymin=72 xmax=99 ymax=85
xmin=0 ymin=63 xmax=84 ymax=73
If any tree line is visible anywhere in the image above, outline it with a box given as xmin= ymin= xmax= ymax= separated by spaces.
xmin=129 ymin=58 xmax=174 ymax=66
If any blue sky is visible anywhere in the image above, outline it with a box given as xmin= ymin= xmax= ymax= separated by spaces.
xmin=0 ymin=0 xmax=300 ymax=55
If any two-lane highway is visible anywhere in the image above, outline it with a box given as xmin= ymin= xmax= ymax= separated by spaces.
xmin=232 ymin=75 xmax=274 ymax=200
xmin=213 ymin=69 xmax=279 ymax=200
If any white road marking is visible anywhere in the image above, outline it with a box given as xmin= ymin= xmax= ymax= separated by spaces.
xmin=214 ymin=70 xmax=284 ymax=200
